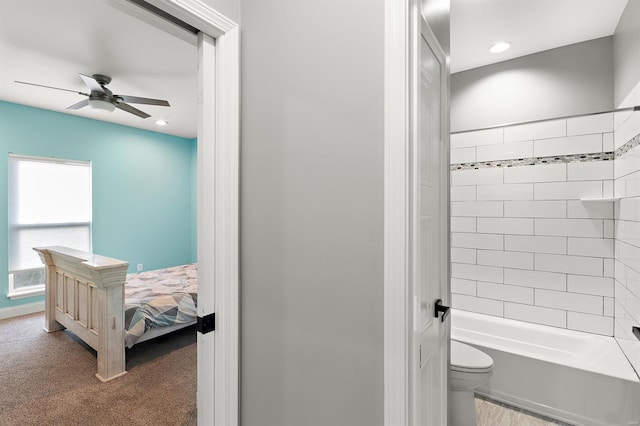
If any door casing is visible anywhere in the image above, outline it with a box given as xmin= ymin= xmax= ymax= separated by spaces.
xmin=384 ymin=1 xmax=451 ymax=424
xmin=111 ymin=1 xmax=239 ymax=425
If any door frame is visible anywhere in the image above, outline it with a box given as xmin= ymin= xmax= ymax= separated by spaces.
xmin=113 ymin=1 xmax=239 ymax=425
xmin=384 ymin=1 xmax=450 ymax=424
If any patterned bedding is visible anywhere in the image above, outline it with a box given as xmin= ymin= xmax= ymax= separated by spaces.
xmin=124 ymin=263 xmax=197 ymax=348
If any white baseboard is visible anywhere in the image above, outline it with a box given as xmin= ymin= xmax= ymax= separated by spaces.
xmin=0 ymin=301 xmax=45 ymax=320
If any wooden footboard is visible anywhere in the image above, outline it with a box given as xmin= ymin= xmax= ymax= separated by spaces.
xmin=34 ymin=246 xmax=129 ymax=382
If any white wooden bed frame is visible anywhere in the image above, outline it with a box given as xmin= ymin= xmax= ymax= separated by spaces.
xmin=34 ymin=246 xmax=196 ymax=382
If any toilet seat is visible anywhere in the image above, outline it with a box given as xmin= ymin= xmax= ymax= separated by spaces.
xmin=450 ymin=340 xmax=493 ymax=373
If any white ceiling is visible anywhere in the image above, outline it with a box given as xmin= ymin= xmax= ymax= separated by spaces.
xmin=0 ymin=0 xmax=198 ymax=139
xmin=0 ymin=1 xmax=631 ymax=135
xmin=451 ymin=0 xmax=629 ymax=73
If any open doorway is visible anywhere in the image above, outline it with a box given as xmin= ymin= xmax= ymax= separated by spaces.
xmin=0 ymin=0 xmax=238 ymax=424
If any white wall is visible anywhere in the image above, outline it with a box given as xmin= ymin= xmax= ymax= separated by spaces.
xmin=613 ymin=0 xmax=640 ymax=378
xmin=240 ymin=1 xmax=385 ymax=425
xmin=450 ymin=115 xmax=615 ymax=335
xmin=451 ymin=37 xmax=614 ymax=132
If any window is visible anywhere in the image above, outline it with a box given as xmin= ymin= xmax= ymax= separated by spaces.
xmin=8 ymin=154 xmax=92 ymax=299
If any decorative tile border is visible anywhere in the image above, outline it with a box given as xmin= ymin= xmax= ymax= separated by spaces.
xmin=451 ymin=132 xmax=640 ymax=171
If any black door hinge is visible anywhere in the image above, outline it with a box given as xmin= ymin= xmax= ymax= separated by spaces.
xmin=197 ymin=313 xmax=215 ymax=334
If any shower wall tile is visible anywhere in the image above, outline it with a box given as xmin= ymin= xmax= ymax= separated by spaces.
xmin=533 ymin=181 xmax=602 ymax=200
xmin=504 ymin=235 xmax=567 ymax=255
xmin=451 ymin=127 xmax=503 ymax=149
xmin=477 ymin=183 xmax=533 ymax=200
xmin=476 ymin=218 xmax=533 ymax=235
xmin=504 ymin=119 xmax=565 ymax=143
xmin=566 ymin=112 xmax=613 ymax=136
xmin=567 ymin=312 xmax=613 ymax=335
xmin=476 ymin=140 xmax=533 ymax=162
xmin=504 ymin=200 xmax=567 ymax=218
xmin=614 ymin=114 xmax=640 ymax=375
xmin=504 ymin=303 xmax=567 ymax=328
xmin=534 ymin=134 xmax=603 ymax=157
xmin=451 ymin=118 xmax=617 ymax=336
xmin=504 ymin=163 xmax=566 ymax=184
xmin=503 ymin=269 xmax=567 ymax=291
xmin=451 ymin=147 xmax=476 ymax=164
xmin=477 ymin=282 xmax=533 ymax=304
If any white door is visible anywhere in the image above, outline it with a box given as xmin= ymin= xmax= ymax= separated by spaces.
xmin=412 ymin=18 xmax=449 ymax=426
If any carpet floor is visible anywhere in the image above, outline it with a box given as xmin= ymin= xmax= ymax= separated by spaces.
xmin=0 ymin=312 xmax=196 ymax=426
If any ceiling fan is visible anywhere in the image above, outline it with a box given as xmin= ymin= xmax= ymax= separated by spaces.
xmin=15 ymin=73 xmax=170 ymax=119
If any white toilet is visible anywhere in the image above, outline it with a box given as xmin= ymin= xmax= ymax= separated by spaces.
xmin=449 ymin=340 xmax=494 ymax=426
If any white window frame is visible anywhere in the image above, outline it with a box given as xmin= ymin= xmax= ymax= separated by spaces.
xmin=7 ymin=154 xmax=92 ymax=300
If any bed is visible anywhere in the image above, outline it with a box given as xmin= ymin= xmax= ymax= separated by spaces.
xmin=34 ymin=246 xmax=197 ymax=382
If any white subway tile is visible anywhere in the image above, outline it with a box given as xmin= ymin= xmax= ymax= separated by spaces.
xmin=451 ymin=147 xmax=476 ymax=164
xmin=451 ymin=233 xmax=504 ymax=250
xmin=567 ymin=161 xmax=613 ymax=181
xmin=451 ymin=217 xmax=476 ymax=233
xmin=567 ymin=275 xmax=614 ymax=297
xmin=451 ymin=168 xmax=503 ymax=186
xmin=477 ymin=282 xmax=534 ymax=304
xmin=476 ymin=141 xmax=533 ymax=162
xmin=451 ymin=128 xmax=503 ymax=149
xmin=566 ymin=113 xmax=613 ymax=136
xmin=604 ymin=219 xmax=614 ymax=238
xmin=567 ymin=312 xmax=613 ymax=336
xmin=535 ymin=219 xmax=603 ymax=237
xmin=535 ymin=253 xmax=603 ymax=276
xmin=504 ymin=164 xmax=566 ymax=183
xmin=534 ymin=181 xmax=602 ymax=200
xmin=477 ymin=218 xmax=533 ymax=235
xmin=504 ymin=119 xmax=566 ymax=143
xmin=567 ymin=237 xmax=613 ymax=258
xmin=535 ymin=289 xmax=603 ymax=314
xmin=451 ymin=185 xmax=476 ymax=201
xmin=603 ymin=180 xmax=614 ymax=199
xmin=604 ymin=259 xmax=614 ymax=278
xmin=451 ymin=247 xmax=476 ymax=264
xmin=477 ymin=250 xmax=534 ymax=270
xmin=504 ymin=302 xmax=567 ymax=328
xmin=451 ymin=263 xmax=503 ymax=284
xmin=452 ymin=294 xmax=504 ymax=316
xmin=505 ymin=235 xmax=566 ymax=254
xmin=603 ymin=133 xmax=614 ymax=151
xmin=451 ymin=278 xmax=476 ymax=296
xmin=604 ymin=297 xmax=614 ymax=316
xmin=504 ymin=200 xmax=567 ymax=218
xmin=504 ymin=268 xmax=567 ymax=291
xmin=567 ymin=200 xmax=613 ymax=219
xmin=451 ymin=201 xmax=503 ymax=217
xmin=477 ymin=184 xmax=533 ymax=201
xmin=534 ymin=134 xmax=603 ymax=157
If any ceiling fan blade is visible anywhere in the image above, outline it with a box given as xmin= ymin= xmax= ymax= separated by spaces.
xmin=116 ymin=102 xmax=150 ymax=119
xmin=14 ymin=80 xmax=88 ymax=96
xmin=79 ymin=73 xmax=105 ymax=93
xmin=66 ymin=99 xmax=90 ymax=110
xmin=117 ymin=95 xmax=170 ymax=107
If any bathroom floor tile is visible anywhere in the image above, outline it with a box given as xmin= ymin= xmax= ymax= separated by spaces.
xmin=475 ymin=397 xmax=572 ymax=425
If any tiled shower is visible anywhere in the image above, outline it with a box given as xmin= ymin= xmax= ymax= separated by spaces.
xmin=450 ymin=107 xmax=640 ymax=375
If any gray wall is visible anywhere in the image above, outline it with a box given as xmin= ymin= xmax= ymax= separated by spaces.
xmin=614 ymin=0 xmax=640 ymax=107
xmin=422 ymin=0 xmax=450 ymax=55
xmin=240 ymin=1 xmax=384 ymax=425
xmin=451 ymin=37 xmax=614 ymax=132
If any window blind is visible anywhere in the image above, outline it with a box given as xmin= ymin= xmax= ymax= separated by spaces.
xmin=8 ymin=154 xmax=92 ymax=273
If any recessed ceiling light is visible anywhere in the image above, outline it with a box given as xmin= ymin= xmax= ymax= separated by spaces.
xmin=155 ymin=120 xmax=168 ymax=126
xmin=489 ymin=41 xmax=511 ymax=54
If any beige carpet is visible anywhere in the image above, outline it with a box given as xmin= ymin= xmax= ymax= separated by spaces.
xmin=0 ymin=312 xmax=196 ymax=426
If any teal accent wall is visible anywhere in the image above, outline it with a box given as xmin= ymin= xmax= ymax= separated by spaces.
xmin=0 ymin=101 xmax=196 ymax=310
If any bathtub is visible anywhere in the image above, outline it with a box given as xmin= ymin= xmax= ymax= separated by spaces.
xmin=451 ymin=310 xmax=640 ymax=426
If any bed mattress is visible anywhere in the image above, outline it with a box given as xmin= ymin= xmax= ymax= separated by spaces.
xmin=123 ymin=263 xmax=197 ymax=348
